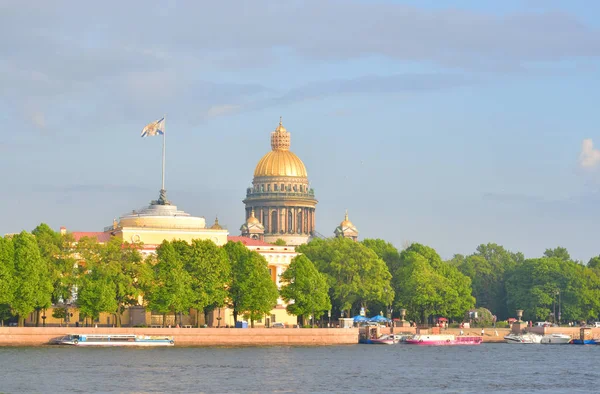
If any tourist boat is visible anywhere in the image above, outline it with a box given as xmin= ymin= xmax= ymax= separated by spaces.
xmin=404 ymin=334 xmax=482 ymax=346
xmin=360 ymin=334 xmax=404 ymax=345
xmin=504 ymin=332 xmax=542 ymax=344
xmin=51 ymin=334 xmax=175 ymax=347
xmin=540 ymin=334 xmax=572 ymax=344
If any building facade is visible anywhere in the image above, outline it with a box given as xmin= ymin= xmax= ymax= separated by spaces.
xmin=242 ymin=119 xmax=317 ymax=246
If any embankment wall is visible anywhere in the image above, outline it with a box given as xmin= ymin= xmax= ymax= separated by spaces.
xmin=0 ymin=327 xmax=359 ymax=347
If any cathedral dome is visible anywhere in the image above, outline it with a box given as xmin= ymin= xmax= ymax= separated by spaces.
xmin=254 ymin=150 xmax=307 ymax=178
xmin=339 ymin=211 xmax=357 ymax=231
xmin=253 ymin=118 xmax=308 ymax=178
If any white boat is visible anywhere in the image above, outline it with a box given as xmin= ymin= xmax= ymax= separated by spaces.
xmin=51 ymin=333 xmax=175 ymax=347
xmin=540 ymin=333 xmax=571 ymax=344
xmin=504 ymin=332 xmax=543 ymax=344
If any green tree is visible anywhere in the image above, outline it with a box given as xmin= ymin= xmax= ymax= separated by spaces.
xmin=544 ymin=247 xmax=571 ymax=262
xmin=0 ymin=236 xmax=14 ymax=307
xmin=272 ymin=239 xmax=287 ymax=246
xmin=77 ymin=269 xmax=118 ymax=323
xmin=100 ymin=238 xmax=145 ymax=327
xmin=505 ymin=257 xmax=600 ymax=322
xmin=280 ymin=255 xmax=331 ymax=326
xmin=144 ymin=241 xmax=194 ymax=327
xmin=455 ymin=243 xmax=518 ymax=319
xmin=224 ymin=241 xmax=278 ymax=327
xmin=298 ymin=237 xmax=394 ymax=318
xmin=241 ymin=252 xmax=279 ymax=327
xmin=396 ymin=243 xmax=474 ymax=323
xmin=11 ymin=231 xmax=53 ymax=326
xmin=32 ymin=224 xmax=78 ymax=326
xmin=186 ymin=239 xmax=231 ymax=326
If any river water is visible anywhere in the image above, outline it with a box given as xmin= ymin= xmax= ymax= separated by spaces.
xmin=0 ymin=344 xmax=599 ymax=393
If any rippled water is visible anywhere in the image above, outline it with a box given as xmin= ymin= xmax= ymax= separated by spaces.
xmin=0 ymin=344 xmax=599 ymax=393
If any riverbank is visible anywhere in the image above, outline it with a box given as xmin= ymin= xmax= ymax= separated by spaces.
xmin=0 ymin=327 xmax=359 ymax=347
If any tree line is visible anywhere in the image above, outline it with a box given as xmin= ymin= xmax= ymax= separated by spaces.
xmin=2 ymin=223 xmax=600 ymax=327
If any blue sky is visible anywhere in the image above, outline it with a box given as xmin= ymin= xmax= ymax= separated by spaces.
xmin=1 ymin=0 xmax=600 ymax=262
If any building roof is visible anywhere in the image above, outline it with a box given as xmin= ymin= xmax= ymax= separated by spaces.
xmin=227 ymin=236 xmax=274 ymax=247
xmin=71 ymin=231 xmax=113 ymax=242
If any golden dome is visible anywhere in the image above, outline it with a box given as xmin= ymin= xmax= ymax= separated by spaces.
xmin=247 ymin=209 xmax=260 ymax=225
xmin=253 ymin=118 xmax=308 ymax=178
xmin=254 ymin=150 xmax=308 ymax=178
xmin=210 ymin=217 xmax=223 ymax=230
xmin=340 ymin=210 xmax=356 ymax=229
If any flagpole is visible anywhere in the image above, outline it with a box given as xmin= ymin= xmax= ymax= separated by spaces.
xmin=162 ymin=114 xmax=166 ymax=192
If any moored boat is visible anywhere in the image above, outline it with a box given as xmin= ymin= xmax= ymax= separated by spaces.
xmin=570 ymin=338 xmax=596 ymax=345
xmin=404 ymin=334 xmax=482 ymax=346
xmin=540 ymin=334 xmax=571 ymax=344
xmin=50 ymin=334 xmax=175 ymax=347
xmin=360 ymin=334 xmax=404 ymax=345
xmin=504 ymin=332 xmax=542 ymax=344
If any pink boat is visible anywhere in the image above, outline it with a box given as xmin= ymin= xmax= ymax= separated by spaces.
xmin=404 ymin=334 xmax=482 ymax=346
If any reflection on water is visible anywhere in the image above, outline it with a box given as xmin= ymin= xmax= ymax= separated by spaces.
xmin=0 ymin=344 xmax=599 ymax=393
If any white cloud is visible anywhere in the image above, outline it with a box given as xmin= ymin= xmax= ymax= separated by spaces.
xmin=579 ymin=139 xmax=600 ymax=169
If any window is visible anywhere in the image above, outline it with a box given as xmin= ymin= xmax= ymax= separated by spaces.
xmin=281 ymin=184 xmax=284 ymax=191
xmin=271 ymin=314 xmax=277 ymax=323
xmin=274 ymin=184 xmax=278 ymax=191
xmin=267 ymin=184 xmax=271 ymax=192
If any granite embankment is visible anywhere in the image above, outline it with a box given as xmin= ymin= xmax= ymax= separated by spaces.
xmin=0 ymin=327 xmax=359 ymax=346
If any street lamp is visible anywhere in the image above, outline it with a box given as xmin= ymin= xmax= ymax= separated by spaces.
xmin=556 ymin=290 xmax=561 ymax=325
xmin=328 ymin=310 xmax=331 ymax=328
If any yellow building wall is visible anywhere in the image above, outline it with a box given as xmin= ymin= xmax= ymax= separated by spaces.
xmin=117 ymin=228 xmax=228 ymax=246
xmin=25 ymin=307 xmax=136 ymax=327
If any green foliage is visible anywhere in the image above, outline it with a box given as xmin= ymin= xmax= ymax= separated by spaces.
xmin=241 ymin=252 xmax=279 ymax=326
xmin=543 ymin=247 xmax=571 ymax=262
xmin=298 ymin=237 xmax=394 ymax=317
xmin=52 ymin=306 xmax=67 ymax=320
xmin=0 ymin=237 xmax=15 ymax=306
xmin=361 ymin=238 xmax=402 ymax=283
xmin=144 ymin=241 xmax=194 ymax=326
xmin=505 ymin=257 xmax=600 ymax=322
xmin=280 ymin=255 xmax=331 ymax=322
xmin=454 ymin=243 xmax=518 ymax=319
xmin=100 ymin=238 xmax=145 ymax=326
xmin=469 ymin=307 xmax=493 ymax=327
xmin=11 ymin=231 xmax=53 ymax=325
xmin=495 ymin=321 xmax=509 ymax=328
xmin=32 ymin=224 xmax=78 ymax=306
xmin=224 ymin=242 xmax=278 ymax=327
xmin=185 ymin=239 xmax=231 ymax=318
xmin=272 ymin=239 xmax=287 ymax=246
xmin=587 ymin=256 xmax=600 ymax=271
xmin=395 ymin=243 xmax=474 ymax=323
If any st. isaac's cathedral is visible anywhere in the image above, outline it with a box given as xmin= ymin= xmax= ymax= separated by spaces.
xmin=50 ymin=118 xmax=360 ymax=327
